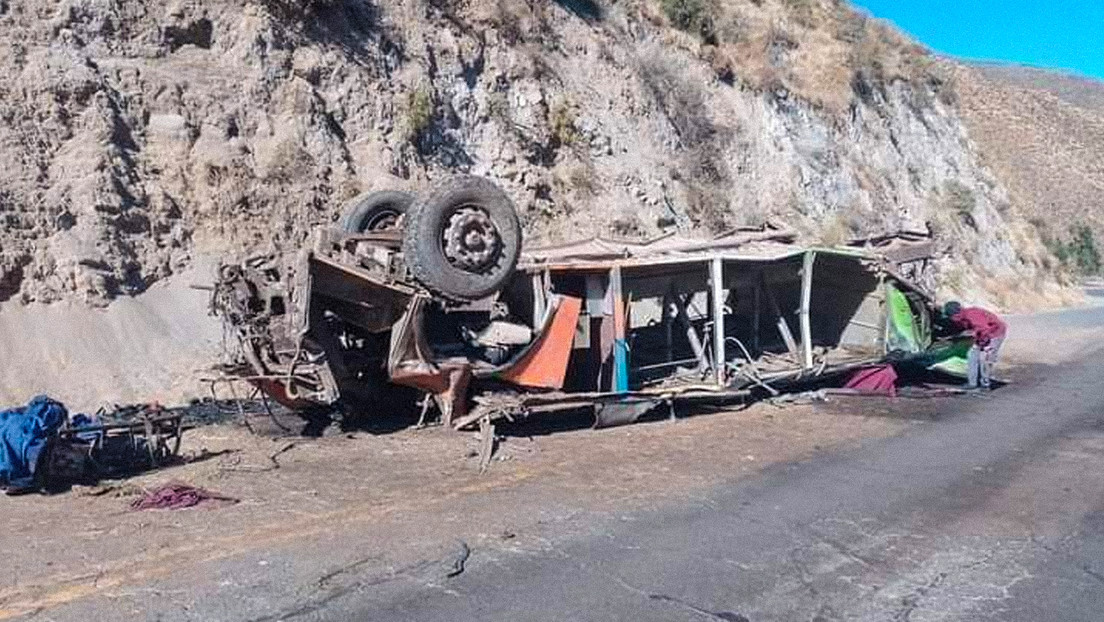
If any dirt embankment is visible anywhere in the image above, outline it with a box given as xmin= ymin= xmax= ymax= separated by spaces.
xmin=0 ymin=264 xmax=220 ymax=411
xmin=956 ymin=63 xmax=1104 ymax=257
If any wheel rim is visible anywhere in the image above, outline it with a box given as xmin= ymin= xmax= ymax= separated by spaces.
xmin=363 ymin=209 xmax=401 ymax=231
xmin=441 ymin=206 xmax=502 ymax=273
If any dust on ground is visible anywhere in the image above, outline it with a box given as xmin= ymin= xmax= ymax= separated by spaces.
xmin=0 ymin=399 xmax=909 ymax=619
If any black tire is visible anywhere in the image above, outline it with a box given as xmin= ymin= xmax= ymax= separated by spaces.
xmin=402 ymin=176 xmax=522 ymax=300
xmin=339 ymin=190 xmax=414 ymax=233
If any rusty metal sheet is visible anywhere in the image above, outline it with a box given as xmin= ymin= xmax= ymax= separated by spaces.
xmin=386 ymin=295 xmax=474 ymax=424
xmin=498 ymin=295 xmax=583 ymax=389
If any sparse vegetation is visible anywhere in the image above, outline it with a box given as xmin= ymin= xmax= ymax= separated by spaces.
xmin=404 ymin=85 xmax=434 ymax=143
xmin=646 ymin=0 xmax=952 ymax=115
xmin=843 ymin=11 xmax=954 ymax=109
xmin=567 ymin=163 xmax=600 ymax=197
xmin=638 ymin=52 xmax=732 ymax=232
xmin=0 ymin=0 xmax=1056 ymax=310
xmin=701 ymin=45 xmax=736 ymax=84
xmin=942 ymin=266 xmax=966 ymax=294
xmin=944 ymin=181 xmax=977 ymax=229
xmin=817 ymin=212 xmax=854 ymax=247
xmin=660 ymin=0 xmax=715 ymax=41
xmin=548 ymin=99 xmax=580 ymax=149
xmin=780 ymin=0 xmax=816 ymax=28
xmin=1045 ymin=223 xmax=1102 ymax=275
xmin=959 ymin=66 xmax=1104 ymax=276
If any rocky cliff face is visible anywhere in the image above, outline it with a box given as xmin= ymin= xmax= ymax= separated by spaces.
xmin=0 ymin=0 xmax=1064 ymax=308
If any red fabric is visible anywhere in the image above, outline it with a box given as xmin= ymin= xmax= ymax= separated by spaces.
xmin=844 ymin=365 xmax=898 ymax=397
xmin=130 ymin=482 xmax=238 ymax=511
xmin=951 ymin=307 xmax=1007 ymax=346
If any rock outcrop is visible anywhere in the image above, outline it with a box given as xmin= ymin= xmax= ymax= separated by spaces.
xmin=0 ymin=0 xmax=1065 ymax=308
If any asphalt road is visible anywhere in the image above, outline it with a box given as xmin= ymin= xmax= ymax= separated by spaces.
xmin=315 ymin=306 xmax=1104 ymax=621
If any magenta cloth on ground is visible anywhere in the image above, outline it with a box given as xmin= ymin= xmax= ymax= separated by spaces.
xmin=844 ymin=365 xmax=898 ymax=397
xmin=130 ymin=482 xmax=238 ymax=510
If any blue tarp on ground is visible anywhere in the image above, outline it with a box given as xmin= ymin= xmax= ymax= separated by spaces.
xmin=0 ymin=396 xmax=67 ymax=491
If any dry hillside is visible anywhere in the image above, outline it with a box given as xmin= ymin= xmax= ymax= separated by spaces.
xmin=0 ymin=0 xmax=1067 ymax=309
xmin=956 ymin=63 xmax=1104 ymax=273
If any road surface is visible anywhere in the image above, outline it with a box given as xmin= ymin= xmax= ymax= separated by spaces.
xmin=312 ymin=305 xmax=1104 ymax=621
xmin=7 ymin=299 xmax=1101 ymax=621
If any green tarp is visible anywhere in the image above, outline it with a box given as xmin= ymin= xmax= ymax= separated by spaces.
xmin=886 ymin=285 xmax=923 ymax=354
xmin=885 ymin=284 xmax=968 ymax=378
xmin=923 ymin=338 xmax=971 ymax=378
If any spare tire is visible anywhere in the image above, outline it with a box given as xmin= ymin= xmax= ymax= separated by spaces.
xmin=402 ymin=176 xmax=522 ymax=300
xmin=339 ymin=190 xmax=414 ymax=233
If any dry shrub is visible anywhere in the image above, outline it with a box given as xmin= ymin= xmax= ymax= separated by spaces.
xmin=844 ymin=11 xmax=956 ymax=108
xmin=263 ymin=140 xmax=314 ymax=182
xmin=645 ymin=0 xmax=954 ymax=115
xmin=780 ymin=0 xmax=817 ymax=28
xmin=720 ymin=16 xmax=791 ymax=94
xmin=404 ymin=85 xmax=435 ymax=144
xmin=568 ymin=164 xmax=601 ymax=197
xmin=701 ymin=44 xmax=735 ymax=84
xmin=548 ymin=99 xmax=580 ymax=148
xmin=478 ymin=0 xmax=555 ymax=46
xmin=1044 ymin=222 xmax=1102 ymax=275
xmin=486 ymin=90 xmax=511 ymax=126
xmin=712 ymin=5 xmax=750 ymax=44
xmin=610 ymin=212 xmax=645 ymax=238
xmin=944 ymin=180 xmax=977 ymax=229
xmin=552 ymin=153 xmax=601 ymax=196
xmin=638 ymin=52 xmax=732 ymax=231
xmin=638 ymin=52 xmax=716 ymax=147
xmin=660 ymin=0 xmax=717 ymax=41
xmin=817 ymin=212 xmax=852 ymax=247
xmin=493 ymin=0 xmax=525 ymax=44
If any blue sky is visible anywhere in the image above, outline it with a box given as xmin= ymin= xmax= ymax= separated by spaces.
xmin=850 ymin=1 xmax=1104 ymax=80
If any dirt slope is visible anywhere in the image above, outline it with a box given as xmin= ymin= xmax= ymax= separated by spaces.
xmin=955 ymin=63 xmax=1104 ymax=263
xmin=0 ymin=263 xmax=220 ymax=410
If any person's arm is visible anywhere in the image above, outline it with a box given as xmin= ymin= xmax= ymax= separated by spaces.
xmin=949 ymin=314 xmax=974 ymax=340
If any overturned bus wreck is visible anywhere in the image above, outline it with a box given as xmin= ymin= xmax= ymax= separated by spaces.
xmin=212 ymin=176 xmax=961 ymax=433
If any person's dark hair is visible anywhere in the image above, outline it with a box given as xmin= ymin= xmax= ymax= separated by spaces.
xmin=943 ymin=301 xmax=962 ymax=318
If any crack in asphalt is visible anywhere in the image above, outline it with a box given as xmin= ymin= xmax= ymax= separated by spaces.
xmin=315 ymin=555 xmax=383 ymax=589
xmin=647 ymin=594 xmax=751 ymax=622
xmin=609 ymin=575 xmax=750 ymax=622
xmin=891 ymin=571 xmax=948 ymax=622
xmin=807 ymin=531 xmax=879 ymax=569
xmin=247 ymin=552 xmax=458 ymax=622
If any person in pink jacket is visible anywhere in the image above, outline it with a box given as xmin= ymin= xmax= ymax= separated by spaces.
xmin=943 ymin=301 xmax=1008 ymax=390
